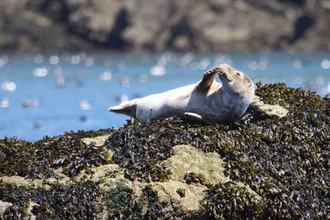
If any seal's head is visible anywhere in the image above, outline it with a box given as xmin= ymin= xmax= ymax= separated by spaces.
xmin=215 ymin=63 xmax=255 ymax=114
xmin=217 ymin=63 xmax=254 ymax=95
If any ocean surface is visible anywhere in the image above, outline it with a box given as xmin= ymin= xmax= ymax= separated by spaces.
xmin=1 ymin=51 xmax=330 ymax=141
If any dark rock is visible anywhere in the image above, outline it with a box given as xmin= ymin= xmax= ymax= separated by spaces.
xmin=0 ymin=0 xmax=330 ymax=53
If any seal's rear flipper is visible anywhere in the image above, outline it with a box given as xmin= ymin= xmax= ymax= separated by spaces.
xmin=109 ymin=101 xmax=137 ymax=118
xmin=184 ymin=112 xmax=214 ymax=125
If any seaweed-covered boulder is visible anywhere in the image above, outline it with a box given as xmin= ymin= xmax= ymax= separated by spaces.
xmin=0 ymin=82 xmax=329 ymax=219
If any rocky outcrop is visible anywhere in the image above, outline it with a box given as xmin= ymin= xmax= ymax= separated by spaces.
xmin=0 ymin=0 xmax=330 ymax=53
xmin=250 ymin=95 xmax=289 ymax=119
xmin=1 ymin=82 xmax=330 ymax=219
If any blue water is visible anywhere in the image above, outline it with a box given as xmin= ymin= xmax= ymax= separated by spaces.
xmin=1 ymin=51 xmax=330 ymax=141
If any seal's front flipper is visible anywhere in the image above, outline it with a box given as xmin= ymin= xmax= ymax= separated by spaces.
xmin=196 ymin=65 xmax=222 ymax=93
xmin=109 ymin=100 xmax=137 ymax=118
xmin=184 ymin=112 xmax=214 ymax=125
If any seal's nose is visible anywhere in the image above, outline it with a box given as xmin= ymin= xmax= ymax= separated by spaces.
xmin=216 ymin=64 xmax=226 ymax=75
xmin=219 ymin=63 xmax=230 ymax=68
xmin=218 ymin=63 xmax=231 ymax=74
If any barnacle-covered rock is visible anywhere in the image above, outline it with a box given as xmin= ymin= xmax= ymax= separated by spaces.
xmin=250 ymin=94 xmax=289 ymax=118
xmin=0 ymin=201 xmax=12 ymax=216
xmin=1 ymin=82 xmax=330 ymax=219
xmin=163 ymin=145 xmax=229 ymax=185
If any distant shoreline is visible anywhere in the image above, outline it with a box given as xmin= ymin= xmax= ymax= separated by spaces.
xmin=1 ymin=0 xmax=330 ymax=53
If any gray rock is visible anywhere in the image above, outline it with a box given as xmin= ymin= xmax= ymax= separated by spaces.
xmin=250 ymin=95 xmax=289 ymax=118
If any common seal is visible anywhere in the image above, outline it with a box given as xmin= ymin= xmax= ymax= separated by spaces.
xmin=109 ymin=63 xmax=255 ymax=125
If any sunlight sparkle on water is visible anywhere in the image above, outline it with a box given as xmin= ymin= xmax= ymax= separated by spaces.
xmin=321 ymin=59 xmax=330 ymax=69
xmin=34 ymin=54 xmax=44 ymax=63
xmin=0 ymin=97 xmax=9 ymax=108
xmin=1 ymin=52 xmax=330 ymax=142
xmin=1 ymin=81 xmax=16 ymax=91
xmin=49 ymin=55 xmax=60 ymax=65
xmin=33 ymin=67 xmax=48 ymax=77
xmin=99 ymin=70 xmax=112 ymax=81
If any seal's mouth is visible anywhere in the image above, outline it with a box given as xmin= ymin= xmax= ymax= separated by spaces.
xmin=219 ymin=71 xmax=232 ymax=82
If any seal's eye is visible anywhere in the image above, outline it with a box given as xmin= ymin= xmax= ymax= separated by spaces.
xmin=236 ymin=72 xmax=241 ymax=77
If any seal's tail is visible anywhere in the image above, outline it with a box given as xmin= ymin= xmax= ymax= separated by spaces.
xmin=109 ymin=100 xmax=137 ymax=118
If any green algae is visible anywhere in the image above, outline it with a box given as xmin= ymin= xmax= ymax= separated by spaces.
xmin=100 ymin=181 xmax=142 ymax=219
xmin=1 ymin=179 xmax=102 ymax=219
xmin=176 ymin=188 xmax=186 ymax=198
xmin=202 ymin=181 xmax=263 ymax=219
xmin=184 ymin=172 xmax=207 ymax=185
xmin=0 ymin=129 xmax=113 ymax=179
xmin=141 ymin=184 xmax=167 ymax=219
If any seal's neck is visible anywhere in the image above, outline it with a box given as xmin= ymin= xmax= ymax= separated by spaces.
xmin=219 ymin=82 xmax=253 ymax=116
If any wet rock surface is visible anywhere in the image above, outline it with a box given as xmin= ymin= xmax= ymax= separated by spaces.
xmin=1 ymin=82 xmax=330 ymax=219
xmin=1 ymin=0 xmax=330 ymax=53
xmin=250 ymin=95 xmax=289 ymax=119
